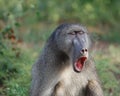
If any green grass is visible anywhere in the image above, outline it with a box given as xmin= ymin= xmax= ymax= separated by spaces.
xmin=95 ymin=45 xmax=120 ymax=96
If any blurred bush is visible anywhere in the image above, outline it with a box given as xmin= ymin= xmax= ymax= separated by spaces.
xmin=0 ymin=0 xmax=119 ymax=27
xmin=0 ymin=25 xmax=19 ymax=94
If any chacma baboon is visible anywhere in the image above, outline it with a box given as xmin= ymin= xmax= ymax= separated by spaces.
xmin=30 ymin=23 xmax=103 ymax=96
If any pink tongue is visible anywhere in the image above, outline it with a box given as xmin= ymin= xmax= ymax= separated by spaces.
xmin=76 ymin=62 xmax=83 ymax=70
xmin=75 ymin=57 xmax=87 ymax=71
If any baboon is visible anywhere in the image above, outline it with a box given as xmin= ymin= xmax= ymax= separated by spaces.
xmin=30 ymin=23 xmax=103 ymax=96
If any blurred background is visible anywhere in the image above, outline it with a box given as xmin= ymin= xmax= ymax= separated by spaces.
xmin=0 ymin=0 xmax=120 ymax=96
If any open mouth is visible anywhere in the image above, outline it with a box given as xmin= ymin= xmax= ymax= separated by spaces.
xmin=74 ymin=57 xmax=87 ymax=72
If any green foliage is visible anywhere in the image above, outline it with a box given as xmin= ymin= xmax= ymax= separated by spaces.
xmin=4 ymin=50 xmax=34 ymax=96
xmin=0 ymin=25 xmax=34 ymax=95
xmin=0 ymin=25 xmax=19 ymax=95
xmin=22 ymin=26 xmax=53 ymax=43
xmin=0 ymin=0 xmax=119 ymax=27
xmin=100 ymin=31 xmax=120 ymax=43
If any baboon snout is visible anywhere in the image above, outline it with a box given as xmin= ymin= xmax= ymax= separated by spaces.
xmin=81 ymin=48 xmax=88 ymax=54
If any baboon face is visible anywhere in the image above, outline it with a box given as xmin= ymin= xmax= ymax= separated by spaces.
xmin=55 ymin=24 xmax=91 ymax=72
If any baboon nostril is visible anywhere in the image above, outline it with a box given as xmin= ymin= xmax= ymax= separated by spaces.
xmin=85 ymin=49 xmax=87 ymax=52
xmin=81 ymin=49 xmax=84 ymax=53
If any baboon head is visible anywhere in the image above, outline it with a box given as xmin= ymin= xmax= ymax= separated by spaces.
xmin=52 ymin=23 xmax=91 ymax=72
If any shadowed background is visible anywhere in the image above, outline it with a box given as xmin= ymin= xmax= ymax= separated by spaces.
xmin=0 ymin=0 xmax=120 ymax=96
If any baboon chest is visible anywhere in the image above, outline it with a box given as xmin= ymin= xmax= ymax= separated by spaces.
xmin=55 ymin=66 xmax=88 ymax=96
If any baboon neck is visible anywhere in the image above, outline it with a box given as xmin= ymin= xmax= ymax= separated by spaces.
xmin=44 ymin=43 xmax=69 ymax=66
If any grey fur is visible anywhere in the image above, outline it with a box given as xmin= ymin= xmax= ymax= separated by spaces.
xmin=30 ymin=23 xmax=104 ymax=96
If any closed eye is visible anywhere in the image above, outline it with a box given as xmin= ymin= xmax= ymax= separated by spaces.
xmin=68 ymin=32 xmax=76 ymax=35
xmin=68 ymin=30 xmax=85 ymax=35
xmin=78 ymin=31 xmax=85 ymax=34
